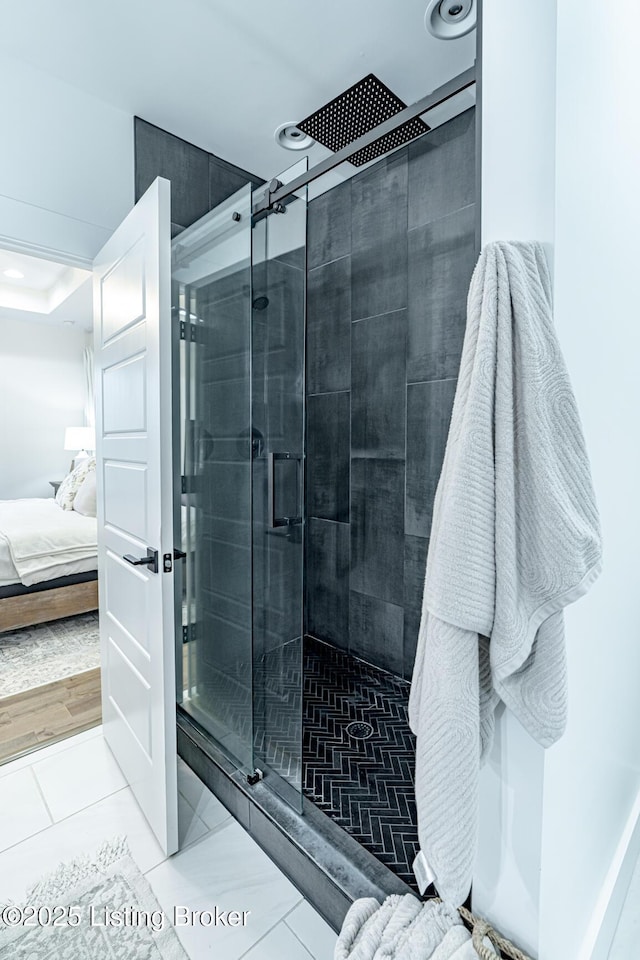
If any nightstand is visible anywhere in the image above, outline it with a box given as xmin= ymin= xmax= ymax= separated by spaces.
xmin=49 ymin=480 xmax=63 ymax=496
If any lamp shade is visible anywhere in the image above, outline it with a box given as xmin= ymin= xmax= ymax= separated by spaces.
xmin=64 ymin=426 xmax=95 ymax=451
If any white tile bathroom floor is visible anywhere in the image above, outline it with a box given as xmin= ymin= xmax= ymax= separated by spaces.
xmin=0 ymin=726 xmax=337 ymax=959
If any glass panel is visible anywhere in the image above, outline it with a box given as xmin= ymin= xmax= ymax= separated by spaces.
xmin=251 ymin=161 xmax=307 ymax=811
xmin=174 ymin=185 xmax=255 ymax=775
xmin=174 ymin=168 xmax=307 ymax=811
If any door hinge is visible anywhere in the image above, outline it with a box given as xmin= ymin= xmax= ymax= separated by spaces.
xmin=246 ymin=769 xmax=264 ymax=786
xmin=181 ymin=475 xmax=197 ymax=494
xmin=182 ymin=622 xmax=198 ymax=644
xmin=179 ymin=320 xmax=199 ymax=342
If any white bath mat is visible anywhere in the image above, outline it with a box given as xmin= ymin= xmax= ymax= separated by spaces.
xmin=0 ymin=837 xmax=188 ymax=959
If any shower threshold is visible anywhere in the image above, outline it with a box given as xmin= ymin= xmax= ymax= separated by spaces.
xmin=177 ymin=706 xmax=413 ymax=930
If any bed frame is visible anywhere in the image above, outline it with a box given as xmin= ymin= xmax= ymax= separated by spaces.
xmin=0 ymin=572 xmax=98 ymax=633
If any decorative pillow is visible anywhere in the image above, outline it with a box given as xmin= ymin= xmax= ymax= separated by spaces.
xmin=56 ymin=457 xmax=96 ymax=511
xmin=73 ymin=468 xmax=97 ymax=518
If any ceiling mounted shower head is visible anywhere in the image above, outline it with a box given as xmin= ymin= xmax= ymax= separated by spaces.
xmin=297 ymin=75 xmax=430 ymax=168
xmin=252 ymin=295 xmax=269 ymax=311
xmin=424 ymin=0 xmax=476 ymax=39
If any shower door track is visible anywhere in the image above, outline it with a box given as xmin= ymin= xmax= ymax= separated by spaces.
xmin=253 ymin=64 xmax=476 ymax=219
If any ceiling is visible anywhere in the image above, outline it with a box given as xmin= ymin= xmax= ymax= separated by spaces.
xmin=1 ymin=0 xmax=476 ymax=180
xmin=0 ymin=249 xmax=69 ymax=292
xmin=0 ymin=248 xmax=92 ymax=329
xmin=0 ymin=2 xmax=476 ymax=330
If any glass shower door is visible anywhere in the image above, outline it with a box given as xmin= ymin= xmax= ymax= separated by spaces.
xmin=174 ymin=184 xmax=255 ymax=775
xmin=251 ymin=162 xmax=307 ymax=811
xmin=174 ymin=169 xmax=306 ymax=813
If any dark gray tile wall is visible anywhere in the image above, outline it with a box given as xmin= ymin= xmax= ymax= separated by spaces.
xmin=307 ymin=392 xmax=350 ymax=522
xmin=350 ymin=458 xmax=405 ymax=606
xmin=305 ymin=108 xmax=477 ymax=679
xmin=407 ymin=203 xmax=477 ymax=383
xmin=306 ymin=519 xmax=349 ymax=648
xmin=351 ymin=310 xmax=407 ymax=460
xmin=134 ymin=117 xmax=263 ymax=230
xmin=194 ymin=274 xmax=253 ymax=707
xmin=405 ymin=377 xmax=458 ymax=538
xmin=306 ymin=257 xmax=351 ymax=395
xmin=351 ymin=154 xmax=408 ymax=321
xmin=403 ymin=535 xmax=430 ymax=676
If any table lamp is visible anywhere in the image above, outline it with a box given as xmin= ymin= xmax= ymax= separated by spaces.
xmin=64 ymin=426 xmax=95 ymax=471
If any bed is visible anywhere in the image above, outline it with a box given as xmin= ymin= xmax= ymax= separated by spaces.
xmin=0 ymin=497 xmax=98 ymax=632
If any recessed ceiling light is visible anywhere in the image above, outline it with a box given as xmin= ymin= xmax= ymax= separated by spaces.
xmin=3 ymin=268 xmax=25 ymax=280
xmin=274 ymin=122 xmax=315 ymax=152
xmin=425 ymin=0 xmax=476 ymax=39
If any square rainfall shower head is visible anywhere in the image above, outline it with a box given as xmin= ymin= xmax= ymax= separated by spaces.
xmin=297 ymin=74 xmax=430 ymax=167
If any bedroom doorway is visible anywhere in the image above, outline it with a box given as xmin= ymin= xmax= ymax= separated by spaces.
xmin=0 ymin=247 xmax=101 ymax=764
xmin=2 ymin=178 xmax=180 ymax=856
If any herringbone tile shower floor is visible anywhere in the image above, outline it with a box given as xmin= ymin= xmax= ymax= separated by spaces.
xmin=186 ymin=636 xmax=420 ymax=888
xmin=303 ymin=637 xmax=419 ymax=888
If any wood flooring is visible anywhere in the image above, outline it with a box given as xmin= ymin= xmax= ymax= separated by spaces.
xmin=0 ymin=668 xmax=101 ymax=764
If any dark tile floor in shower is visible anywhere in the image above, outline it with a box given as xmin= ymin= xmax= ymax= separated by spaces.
xmin=186 ymin=635 xmax=420 ymax=889
xmin=303 ymin=636 xmax=420 ymax=889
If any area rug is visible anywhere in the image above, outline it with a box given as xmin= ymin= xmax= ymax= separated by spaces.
xmin=0 ymin=837 xmax=188 ymax=959
xmin=0 ymin=612 xmax=100 ymax=698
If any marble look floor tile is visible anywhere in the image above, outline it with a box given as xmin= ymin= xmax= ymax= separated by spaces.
xmin=178 ymin=756 xmax=232 ymax=831
xmin=32 ymin=733 xmax=126 ymax=820
xmin=0 ymin=725 xmax=102 ymax=780
xmin=178 ymin=791 xmax=209 ymax=849
xmin=0 ymin=786 xmax=165 ymax=902
xmin=242 ymin=920 xmax=313 ymax=959
xmin=146 ymin=820 xmax=302 ymax=959
xmin=0 ymin=767 xmax=51 ymax=852
xmin=285 ymin=901 xmax=337 ymax=960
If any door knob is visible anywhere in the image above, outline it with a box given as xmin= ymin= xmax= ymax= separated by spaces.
xmin=123 ymin=548 xmax=158 ymax=574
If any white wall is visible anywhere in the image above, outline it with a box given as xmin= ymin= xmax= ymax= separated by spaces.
xmin=0 ymin=57 xmax=132 ymax=495
xmin=0 ymin=55 xmax=133 ymax=265
xmin=476 ymin=2 xmax=558 ymax=954
xmin=540 ymin=2 xmax=640 ymax=957
xmin=0 ymin=318 xmax=87 ymax=499
xmin=479 ymin=0 xmax=557 ymax=253
xmin=479 ymin=2 xmax=640 ymax=958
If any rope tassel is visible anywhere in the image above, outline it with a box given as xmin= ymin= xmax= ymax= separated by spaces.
xmin=457 ymin=904 xmax=534 ymax=960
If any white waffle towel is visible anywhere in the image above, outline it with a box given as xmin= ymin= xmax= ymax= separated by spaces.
xmin=409 ymin=241 xmax=602 ymax=904
xmin=334 ymin=895 xmax=494 ymax=959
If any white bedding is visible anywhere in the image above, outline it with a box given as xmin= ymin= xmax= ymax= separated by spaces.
xmin=0 ymin=498 xmax=97 ymax=587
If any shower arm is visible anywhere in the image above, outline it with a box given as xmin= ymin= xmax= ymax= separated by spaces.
xmin=253 ymin=63 xmax=476 ymax=220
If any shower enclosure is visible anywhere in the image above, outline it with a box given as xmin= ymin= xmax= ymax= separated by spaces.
xmin=167 ymin=101 xmax=477 ymax=919
xmin=174 ymin=162 xmax=308 ymax=814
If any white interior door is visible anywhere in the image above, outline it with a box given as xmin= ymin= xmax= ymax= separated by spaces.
xmin=93 ymin=177 xmax=178 ymax=856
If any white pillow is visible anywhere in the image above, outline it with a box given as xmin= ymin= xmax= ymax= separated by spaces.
xmin=73 ymin=468 xmax=97 ymax=518
xmin=56 ymin=457 xmax=95 ymax=511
